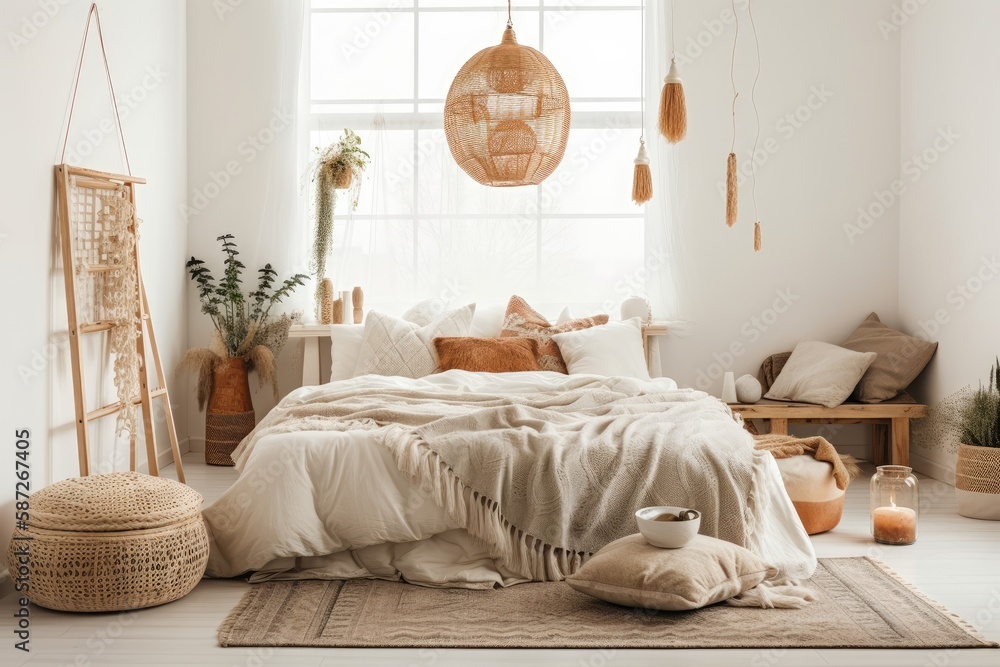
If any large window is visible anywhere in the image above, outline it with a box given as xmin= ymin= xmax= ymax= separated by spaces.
xmin=307 ymin=1 xmax=647 ymax=316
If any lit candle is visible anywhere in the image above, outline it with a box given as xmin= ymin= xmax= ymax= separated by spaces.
xmin=872 ymin=505 xmax=917 ymax=544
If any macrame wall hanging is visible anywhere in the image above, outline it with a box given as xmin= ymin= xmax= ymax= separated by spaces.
xmin=56 ymin=3 xmax=184 ymax=479
xmin=444 ymin=0 xmax=571 ymax=186
xmin=726 ymin=0 xmax=765 ymax=251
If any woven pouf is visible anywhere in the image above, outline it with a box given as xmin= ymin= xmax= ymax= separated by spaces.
xmin=774 ymin=455 xmax=845 ymax=535
xmin=6 ymin=472 xmax=208 ymax=612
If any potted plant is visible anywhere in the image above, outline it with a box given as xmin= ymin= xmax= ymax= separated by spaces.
xmin=956 ymin=359 xmax=1000 ymax=519
xmin=310 ymin=129 xmax=369 ymax=317
xmin=182 ymin=234 xmax=308 ymax=465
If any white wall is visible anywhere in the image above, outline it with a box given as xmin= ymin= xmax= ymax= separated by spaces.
xmin=654 ymin=0 xmax=901 ymax=456
xmin=0 ymin=0 xmax=187 ymax=585
xmin=899 ymin=0 xmax=1000 ymax=482
xmin=184 ymin=0 xmax=306 ymax=450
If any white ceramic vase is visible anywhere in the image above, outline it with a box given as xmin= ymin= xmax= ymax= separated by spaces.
xmin=721 ymin=372 xmax=737 ymax=404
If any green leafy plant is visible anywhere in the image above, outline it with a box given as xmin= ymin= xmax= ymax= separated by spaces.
xmin=959 ymin=359 xmax=1000 ymax=448
xmin=181 ymin=235 xmax=309 ymax=408
xmin=309 ymin=129 xmax=369 ymax=309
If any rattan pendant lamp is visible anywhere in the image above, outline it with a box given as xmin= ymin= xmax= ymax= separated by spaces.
xmin=444 ymin=0 xmax=571 ymax=187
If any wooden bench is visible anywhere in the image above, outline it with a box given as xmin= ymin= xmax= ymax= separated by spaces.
xmin=730 ymin=396 xmax=928 ymax=466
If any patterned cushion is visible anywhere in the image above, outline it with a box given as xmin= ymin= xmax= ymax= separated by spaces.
xmin=500 ymin=296 xmax=608 ymax=373
xmin=353 ymin=305 xmax=475 ymax=378
xmin=434 ymin=337 xmax=541 ymax=373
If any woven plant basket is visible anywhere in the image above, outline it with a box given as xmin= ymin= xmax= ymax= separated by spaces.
xmin=444 ymin=26 xmax=570 ymax=187
xmin=956 ymin=443 xmax=1000 ymax=520
xmin=334 ymin=169 xmax=353 ymax=189
xmin=6 ymin=472 xmax=208 ymax=612
xmin=205 ymin=357 xmax=255 ymax=466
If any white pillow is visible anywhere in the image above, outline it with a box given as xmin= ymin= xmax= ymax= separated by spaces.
xmin=470 ymin=303 xmax=506 ymax=338
xmin=401 ymin=298 xmax=450 ymax=326
xmin=556 ymin=306 xmax=574 ymax=325
xmin=551 ymin=318 xmax=651 ymax=380
xmin=329 ymin=324 xmax=366 ymax=382
xmin=353 ymin=305 xmax=475 ymax=378
xmin=764 ymin=341 xmax=877 ymax=408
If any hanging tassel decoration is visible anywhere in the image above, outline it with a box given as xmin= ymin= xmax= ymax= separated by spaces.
xmin=659 ymin=58 xmax=687 ymax=143
xmin=632 ymin=140 xmax=653 ymax=205
xmin=726 ymin=153 xmax=738 ymax=227
xmin=754 ymin=221 xmax=762 ymax=252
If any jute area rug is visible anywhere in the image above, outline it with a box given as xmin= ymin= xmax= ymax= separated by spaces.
xmin=218 ymin=557 xmax=997 ymax=649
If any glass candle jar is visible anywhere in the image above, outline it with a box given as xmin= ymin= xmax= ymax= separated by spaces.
xmin=870 ymin=465 xmax=919 ymax=545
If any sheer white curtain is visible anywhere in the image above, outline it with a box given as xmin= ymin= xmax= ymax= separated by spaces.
xmin=298 ymin=3 xmax=688 ymax=323
xmin=645 ymin=0 xmax=691 ymax=327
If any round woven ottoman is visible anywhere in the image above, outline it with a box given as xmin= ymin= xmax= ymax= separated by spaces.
xmin=7 ymin=472 xmax=209 ymax=612
xmin=774 ymin=455 xmax=845 ymax=535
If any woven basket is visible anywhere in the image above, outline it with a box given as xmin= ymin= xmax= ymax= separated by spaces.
xmin=205 ymin=357 xmax=255 ymax=466
xmin=6 ymin=472 xmax=208 ymax=612
xmin=444 ymin=26 xmax=570 ymax=187
xmin=956 ymin=443 xmax=1000 ymax=495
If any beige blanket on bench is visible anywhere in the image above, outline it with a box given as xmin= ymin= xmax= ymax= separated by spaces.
xmin=753 ymin=434 xmax=861 ymax=490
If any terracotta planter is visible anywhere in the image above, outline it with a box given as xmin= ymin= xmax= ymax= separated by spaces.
xmin=334 ymin=169 xmax=353 ymax=189
xmin=956 ymin=443 xmax=1000 ymax=520
xmin=205 ymin=357 xmax=255 ymax=466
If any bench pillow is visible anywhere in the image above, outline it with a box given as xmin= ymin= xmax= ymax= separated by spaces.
xmin=840 ymin=313 xmax=938 ymax=403
xmin=764 ymin=341 xmax=876 ymax=408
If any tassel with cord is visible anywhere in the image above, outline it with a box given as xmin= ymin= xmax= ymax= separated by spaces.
xmin=726 ymin=153 xmax=738 ymax=227
xmin=754 ymin=221 xmax=762 ymax=252
xmin=659 ymin=57 xmax=687 ymax=143
xmin=632 ymin=140 xmax=653 ymax=205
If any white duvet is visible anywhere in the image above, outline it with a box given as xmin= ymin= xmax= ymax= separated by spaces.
xmin=203 ymin=371 xmax=815 ymax=587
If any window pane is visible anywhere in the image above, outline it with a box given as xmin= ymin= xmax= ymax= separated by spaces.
xmin=310 ymin=129 xmax=416 ymax=215
xmin=416 ymin=129 xmax=537 ymax=216
xmin=544 ymin=9 xmax=641 ymax=100
xmin=539 ymin=218 xmax=644 ymax=313
xmin=310 ymin=12 xmax=415 ymax=101
xmin=418 ymin=10 xmax=540 ymax=101
xmin=542 ymin=128 xmax=642 ymax=216
xmin=313 ymin=1 xmax=414 ymax=8
xmin=416 ymin=219 xmax=537 ymax=304
xmin=330 ymin=219 xmax=416 ymax=306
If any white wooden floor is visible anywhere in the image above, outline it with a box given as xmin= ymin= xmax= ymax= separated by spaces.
xmin=2 ymin=453 xmax=999 ymax=667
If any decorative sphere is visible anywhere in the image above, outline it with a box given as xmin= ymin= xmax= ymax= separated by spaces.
xmin=735 ymin=374 xmax=762 ymax=404
xmin=444 ymin=27 xmax=571 ymax=187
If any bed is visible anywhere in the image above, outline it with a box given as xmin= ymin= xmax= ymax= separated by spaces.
xmin=202 ymin=370 xmax=817 ymax=588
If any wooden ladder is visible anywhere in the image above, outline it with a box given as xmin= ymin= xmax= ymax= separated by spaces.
xmin=55 ymin=164 xmax=185 ymax=482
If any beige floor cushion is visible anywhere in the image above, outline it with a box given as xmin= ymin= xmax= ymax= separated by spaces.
xmin=774 ymin=455 xmax=845 ymax=535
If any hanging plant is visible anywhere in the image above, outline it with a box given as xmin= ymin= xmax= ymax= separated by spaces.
xmin=308 ymin=129 xmax=369 ymax=313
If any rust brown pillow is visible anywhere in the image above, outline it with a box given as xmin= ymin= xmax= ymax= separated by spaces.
xmin=434 ymin=337 xmax=541 ymax=373
xmin=499 ymin=295 xmax=609 ymax=373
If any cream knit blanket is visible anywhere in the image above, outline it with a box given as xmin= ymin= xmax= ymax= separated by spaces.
xmin=235 ymin=376 xmax=768 ymax=581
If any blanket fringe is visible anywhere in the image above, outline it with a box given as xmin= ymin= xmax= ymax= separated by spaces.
xmin=379 ymin=427 xmax=587 ymax=581
xmin=727 ymin=579 xmax=817 ymax=609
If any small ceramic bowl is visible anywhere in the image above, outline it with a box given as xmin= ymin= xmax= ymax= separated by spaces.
xmin=635 ymin=506 xmax=701 ymax=549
